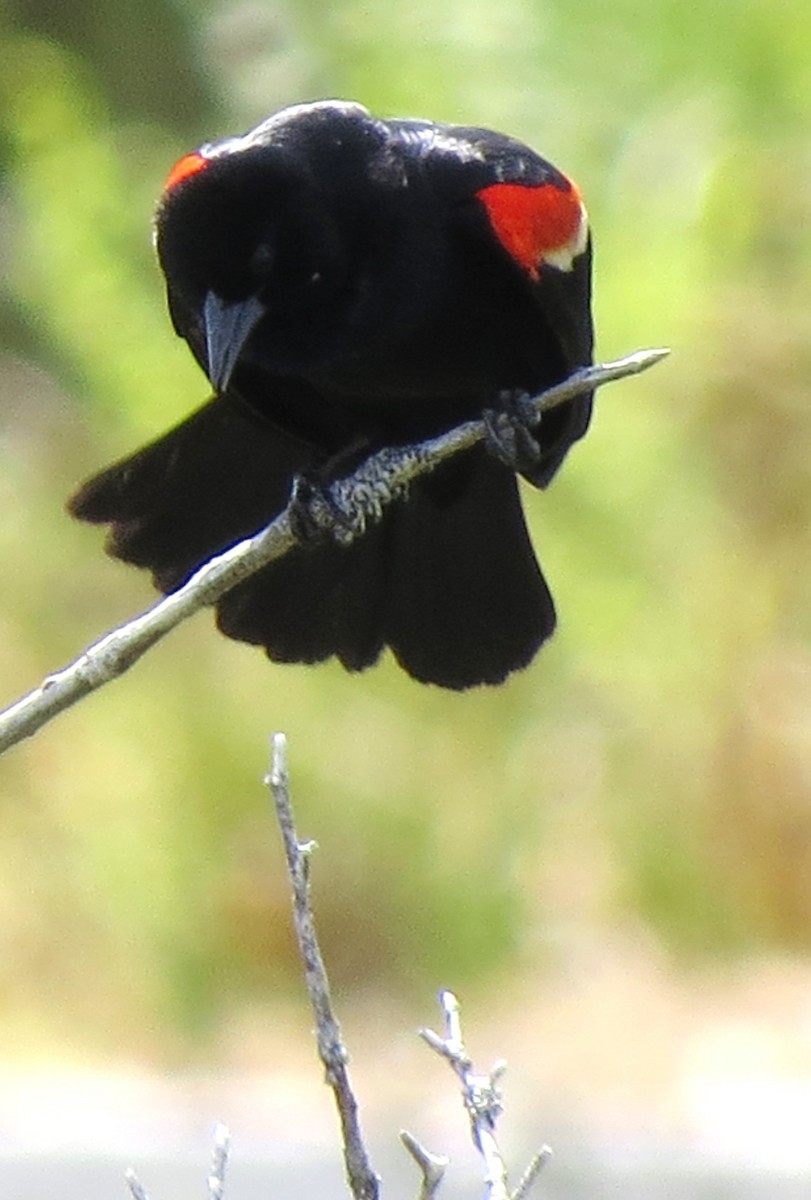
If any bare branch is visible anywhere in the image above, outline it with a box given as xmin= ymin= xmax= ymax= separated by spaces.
xmin=420 ymin=991 xmax=551 ymax=1200
xmin=266 ymin=732 xmax=380 ymax=1200
xmin=400 ymin=1129 xmax=450 ymax=1200
xmin=0 ymin=348 xmax=668 ymax=755
xmin=510 ymin=1147 xmax=553 ymax=1200
xmin=123 ymin=1123 xmax=230 ymax=1200
xmin=207 ymin=1123 xmax=231 ymax=1200
xmin=124 ymin=1169 xmax=151 ymax=1200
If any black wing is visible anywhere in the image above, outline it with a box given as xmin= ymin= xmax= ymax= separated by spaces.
xmin=68 ymin=390 xmax=316 ymax=592
xmin=391 ymin=118 xmax=594 ymax=488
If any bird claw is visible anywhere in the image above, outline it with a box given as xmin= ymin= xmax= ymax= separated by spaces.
xmin=289 ymin=473 xmax=363 ymax=547
xmin=482 ymin=389 xmax=543 ymax=474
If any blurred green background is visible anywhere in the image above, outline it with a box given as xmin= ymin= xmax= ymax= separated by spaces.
xmin=0 ymin=0 xmax=810 ymax=1064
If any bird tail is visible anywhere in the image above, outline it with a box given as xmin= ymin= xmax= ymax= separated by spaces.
xmin=69 ymin=402 xmax=555 ymax=688
xmin=383 ymin=447 xmax=555 ymax=687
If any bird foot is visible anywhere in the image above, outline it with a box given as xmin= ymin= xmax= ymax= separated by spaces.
xmin=482 ymin=389 xmax=542 ymax=475
xmin=289 ymin=473 xmax=363 ymax=547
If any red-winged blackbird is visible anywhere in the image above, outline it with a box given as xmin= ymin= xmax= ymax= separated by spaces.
xmin=69 ymin=100 xmax=593 ymax=689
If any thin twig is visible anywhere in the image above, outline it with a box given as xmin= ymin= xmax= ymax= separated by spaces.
xmin=123 ymin=1122 xmax=230 ymax=1200
xmin=421 ymin=991 xmax=551 ymax=1200
xmin=207 ymin=1123 xmax=231 ymax=1200
xmin=509 ymin=1147 xmax=553 ymax=1200
xmin=266 ymin=732 xmax=379 ymax=1200
xmin=124 ymin=1168 xmax=151 ymax=1200
xmin=0 ymin=348 xmax=668 ymax=755
xmin=400 ymin=1129 xmax=450 ymax=1200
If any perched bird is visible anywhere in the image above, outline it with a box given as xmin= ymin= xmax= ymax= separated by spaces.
xmin=69 ymin=100 xmax=593 ymax=689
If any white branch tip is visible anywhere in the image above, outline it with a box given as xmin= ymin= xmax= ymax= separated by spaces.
xmin=124 ymin=1168 xmax=150 ymax=1200
xmin=268 ymin=731 xmax=288 ymax=787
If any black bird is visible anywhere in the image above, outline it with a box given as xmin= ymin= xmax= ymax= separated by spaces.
xmin=69 ymin=100 xmax=593 ymax=689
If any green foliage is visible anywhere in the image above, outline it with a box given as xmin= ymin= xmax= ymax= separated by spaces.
xmin=0 ymin=0 xmax=810 ymax=1054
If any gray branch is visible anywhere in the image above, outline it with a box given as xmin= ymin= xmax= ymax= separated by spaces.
xmin=419 ymin=991 xmax=551 ymax=1200
xmin=123 ymin=1123 xmax=230 ymax=1200
xmin=117 ymin=740 xmax=560 ymax=1200
xmin=206 ymin=1123 xmax=232 ymax=1200
xmin=266 ymin=732 xmax=380 ymax=1200
xmin=0 ymin=348 xmax=668 ymax=755
xmin=400 ymin=1129 xmax=450 ymax=1200
xmin=509 ymin=1147 xmax=553 ymax=1200
xmin=124 ymin=1170 xmax=151 ymax=1200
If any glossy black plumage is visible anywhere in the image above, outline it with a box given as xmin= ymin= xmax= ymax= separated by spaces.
xmin=69 ymin=100 xmax=594 ymax=688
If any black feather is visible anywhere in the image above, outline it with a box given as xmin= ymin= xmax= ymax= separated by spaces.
xmin=69 ymin=100 xmax=594 ymax=688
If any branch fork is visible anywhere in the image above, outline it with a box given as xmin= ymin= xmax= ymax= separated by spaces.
xmin=416 ymin=991 xmax=551 ymax=1200
xmin=269 ymin=735 xmax=553 ymax=1200
xmin=119 ymin=735 xmax=557 ymax=1200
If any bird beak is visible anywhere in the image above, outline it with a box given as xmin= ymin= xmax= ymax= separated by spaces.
xmin=203 ymin=291 xmax=266 ymax=393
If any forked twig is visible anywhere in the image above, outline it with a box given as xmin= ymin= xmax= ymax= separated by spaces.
xmin=419 ymin=991 xmax=551 ymax=1200
xmin=400 ymin=1129 xmax=450 ymax=1200
xmin=121 ymin=742 xmax=555 ymax=1200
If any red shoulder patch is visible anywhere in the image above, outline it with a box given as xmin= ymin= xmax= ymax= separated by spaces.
xmin=164 ymin=152 xmax=209 ymax=194
xmin=476 ymin=180 xmax=585 ymax=279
